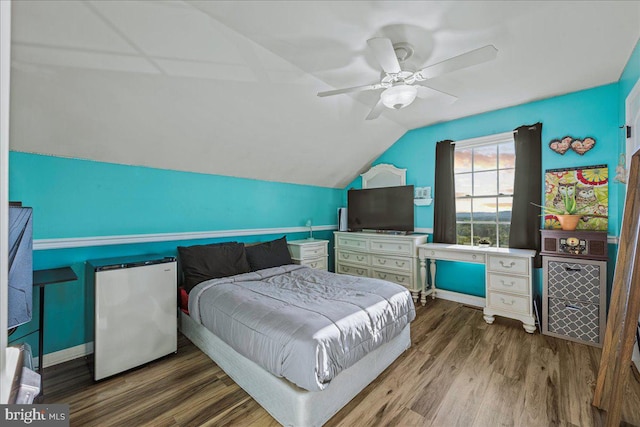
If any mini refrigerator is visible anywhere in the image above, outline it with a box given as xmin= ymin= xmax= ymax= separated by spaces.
xmin=87 ymin=255 xmax=177 ymax=381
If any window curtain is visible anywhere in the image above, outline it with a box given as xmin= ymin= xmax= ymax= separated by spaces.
xmin=509 ymin=123 xmax=542 ymax=267
xmin=433 ymin=140 xmax=456 ymax=243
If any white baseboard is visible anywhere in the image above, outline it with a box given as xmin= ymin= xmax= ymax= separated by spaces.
xmin=34 ymin=341 xmax=94 ymax=369
xmin=435 ymin=289 xmax=485 ymax=308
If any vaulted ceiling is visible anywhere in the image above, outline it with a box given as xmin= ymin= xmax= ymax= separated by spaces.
xmin=9 ymin=1 xmax=640 ymax=188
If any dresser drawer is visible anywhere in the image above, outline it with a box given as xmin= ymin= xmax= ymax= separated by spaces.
xmin=487 ymin=255 xmax=529 ymax=275
xmin=369 ymin=239 xmax=412 ymax=256
xmin=298 ymin=256 xmax=327 ymax=271
xmin=337 ymin=250 xmax=370 ymax=266
xmin=371 ymin=254 xmax=412 ymax=272
xmin=336 ymin=236 xmax=368 ymax=251
xmin=336 ymin=263 xmax=370 ymax=277
xmin=487 ymin=273 xmax=530 ymax=296
xmin=547 ymin=298 xmax=600 ymax=344
xmin=371 ymin=269 xmax=413 ymax=288
xmin=487 ymin=291 xmax=530 ymax=315
xmin=547 ymin=260 xmax=601 ymax=303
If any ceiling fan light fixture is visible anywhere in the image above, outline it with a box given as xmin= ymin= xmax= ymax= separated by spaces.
xmin=381 ymin=85 xmax=418 ymax=110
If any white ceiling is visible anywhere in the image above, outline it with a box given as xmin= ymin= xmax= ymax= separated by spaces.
xmin=9 ymin=1 xmax=640 ymax=188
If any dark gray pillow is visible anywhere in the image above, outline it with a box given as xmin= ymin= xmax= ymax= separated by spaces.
xmin=178 ymin=242 xmax=250 ymax=292
xmin=245 ymin=236 xmax=293 ymax=271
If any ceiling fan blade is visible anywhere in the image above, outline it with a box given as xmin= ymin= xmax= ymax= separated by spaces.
xmin=365 ymin=98 xmax=385 ymax=120
xmin=415 ymin=85 xmax=458 ymax=103
xmin=416 ymin=45 xmax=498 ymax=80
xmin=317 ymin=83 xmax=382 ymax=97
xmin=367 ymin=38 xmax=401 ymax=74
xmin=366 ymin=98 xmax=384 ymax=120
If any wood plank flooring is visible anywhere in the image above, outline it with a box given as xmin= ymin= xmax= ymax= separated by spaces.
xmin=42 ymin=299 xmax=640 ymax=426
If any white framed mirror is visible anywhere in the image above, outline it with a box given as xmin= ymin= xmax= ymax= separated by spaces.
xmin=360 ymin=164 xmax=406 ymax=189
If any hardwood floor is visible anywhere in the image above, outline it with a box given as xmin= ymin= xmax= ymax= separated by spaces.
xmin=43 ymin=299 xmax=640 ymax=426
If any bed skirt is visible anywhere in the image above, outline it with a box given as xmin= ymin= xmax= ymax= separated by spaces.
xmin=179 ymin=311 xmax=411 ymax=426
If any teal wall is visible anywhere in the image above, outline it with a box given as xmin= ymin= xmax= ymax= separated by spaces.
xmin=9 ymin=152 xmax=342 ymax=356
xmin=349 ymin=83 xmax=622 ymax=298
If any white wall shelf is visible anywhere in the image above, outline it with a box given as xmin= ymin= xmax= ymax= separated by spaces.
xmin=413 ymin=198 xmax=433 ymax=206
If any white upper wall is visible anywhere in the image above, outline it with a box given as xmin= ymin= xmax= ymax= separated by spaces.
xmin=9 ymin=1 xmax=640 ymax=188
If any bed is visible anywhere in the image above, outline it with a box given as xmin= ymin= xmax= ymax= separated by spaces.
xmin=177 ymin=238 xmax=414 ymax=426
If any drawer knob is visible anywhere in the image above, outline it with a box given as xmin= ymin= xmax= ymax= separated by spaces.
xmin=357 ymin=256 xmax=365 ymax=261
xmin=499 ymin=260 xmax=516 ymax=268
xmin=431 ymin=251 xmax=435 ymax=256
xmin=500 ymin=280 xmax=514 ymax=287
xmin=472 ymin=254 xmax=477 ymax=260
xmin=565 ymin=266 xmax=582 ymax=272
xmin=396 ymin=276 xmax=405 ymax=282
xmin=310 ymin=262 xmax=317 ymax=268
xmin=398 ymin=245 xmax=402 ymax=250
xmin=357 ymin=269 xmax=364 ymax=275
xmin=564 ymin=303 xmax=581 ymax=311
xmin=379 ymin=244 xmax=383 ymax=248
xmin=380 ymin=259 xmax=387 ymax=264
xmin=342 ymin=254 xmax=349 ymax=259
xmin=396 ymin=261 xmax=405 ymax=267
xmin=500 ymin=297 xmax=515 ymax=306
xmin=380 ymin=273 xmax=387 ymax=279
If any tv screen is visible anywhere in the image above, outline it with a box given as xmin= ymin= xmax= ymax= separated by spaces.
xmin=8 ymin=206 xmax=33 ymax=329
xmin=347 ymin=185 xmax=414 ymax=232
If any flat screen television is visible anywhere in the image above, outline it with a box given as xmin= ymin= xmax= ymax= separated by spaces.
xmin=8 ymin=206 xmax=33 ymax=329
xmin=347 ymin=185 xmax=414 ymax=233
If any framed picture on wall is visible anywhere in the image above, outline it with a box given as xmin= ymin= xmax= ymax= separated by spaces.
xmin=544 ymin=164 xmax=608 ymax=231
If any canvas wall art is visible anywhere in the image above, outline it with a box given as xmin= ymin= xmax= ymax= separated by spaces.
xmin=544 ymin=164 xmax=608 ymax=231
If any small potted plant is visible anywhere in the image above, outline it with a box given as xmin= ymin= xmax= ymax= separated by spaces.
xmin=531 ymin=191 xmax=605 ymax=231
xmin=477 ymin=238 xmax=491 ymax=248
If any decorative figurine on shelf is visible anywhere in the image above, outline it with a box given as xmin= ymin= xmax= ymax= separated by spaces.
xmin=305 ymin=219 xmax=313 ymax=240
xmin=477 ymin=238 xmax=491 ymax=248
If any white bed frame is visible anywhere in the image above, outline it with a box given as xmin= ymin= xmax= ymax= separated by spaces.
xmin=180 ymin=311 xmax=410 ymax=426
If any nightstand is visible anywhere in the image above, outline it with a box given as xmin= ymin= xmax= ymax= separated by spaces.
xmin=287 ymin=239 xmax=329 ymax=271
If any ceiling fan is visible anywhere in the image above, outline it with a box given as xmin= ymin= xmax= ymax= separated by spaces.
xmin=317 ymin=38 xmax=498 ymax=120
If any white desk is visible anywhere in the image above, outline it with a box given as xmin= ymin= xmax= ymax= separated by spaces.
xmin=417 ymin=243 xmax=537 ymax=333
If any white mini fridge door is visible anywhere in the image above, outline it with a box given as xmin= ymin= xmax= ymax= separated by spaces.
xmin=94 ymin=261 xmax=177 ymax=380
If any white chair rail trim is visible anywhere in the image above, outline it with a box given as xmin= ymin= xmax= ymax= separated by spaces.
xmin=33 ymin=225 xmax=338 ymax=250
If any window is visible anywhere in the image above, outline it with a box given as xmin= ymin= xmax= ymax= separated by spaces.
xmin=454 ymin=133 xmax=515 ymax=247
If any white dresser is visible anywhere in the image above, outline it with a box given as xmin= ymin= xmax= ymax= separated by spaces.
xmin=287 ymin=239 xmax=329 ymax=271
xmin=417 ymin=244 xmax=536 ymax=333
xmin=334 ymin=232 xmax=428 ymax=302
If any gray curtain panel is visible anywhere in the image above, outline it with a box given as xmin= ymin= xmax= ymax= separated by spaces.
xmin=433 ymin=140 xmax=456 ymax=243
xmin=509 ymin=123 xmax=542 ymax=267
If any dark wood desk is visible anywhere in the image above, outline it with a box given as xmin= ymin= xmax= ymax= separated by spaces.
xmin=33 ymin=267 xmax=78 ymax=375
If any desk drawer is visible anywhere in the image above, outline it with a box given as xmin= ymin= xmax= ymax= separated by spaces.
xmin=487 ymin=255 xmax=529 ymax=275
xmin=420 ymin=248 xmax=484 ymax=263
xmin=337 ymin=250 xmax=369 ymax=266
xmin=487 ymin=273 xmax=530 ymax=296
xmin=336 ymin=236 xmax=368 ymax=251
xmin=372 ymin=269 xmax=412 ymax=288
xmin=487 ymin=291 xmax=530 ymax=315
xmin=370 ymin=239 xmax=412 ymax=255
xmin=336 ymin=262 xmax=370 ymax=277
xmin=371 ymin=254 xmax=412 ymax=272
